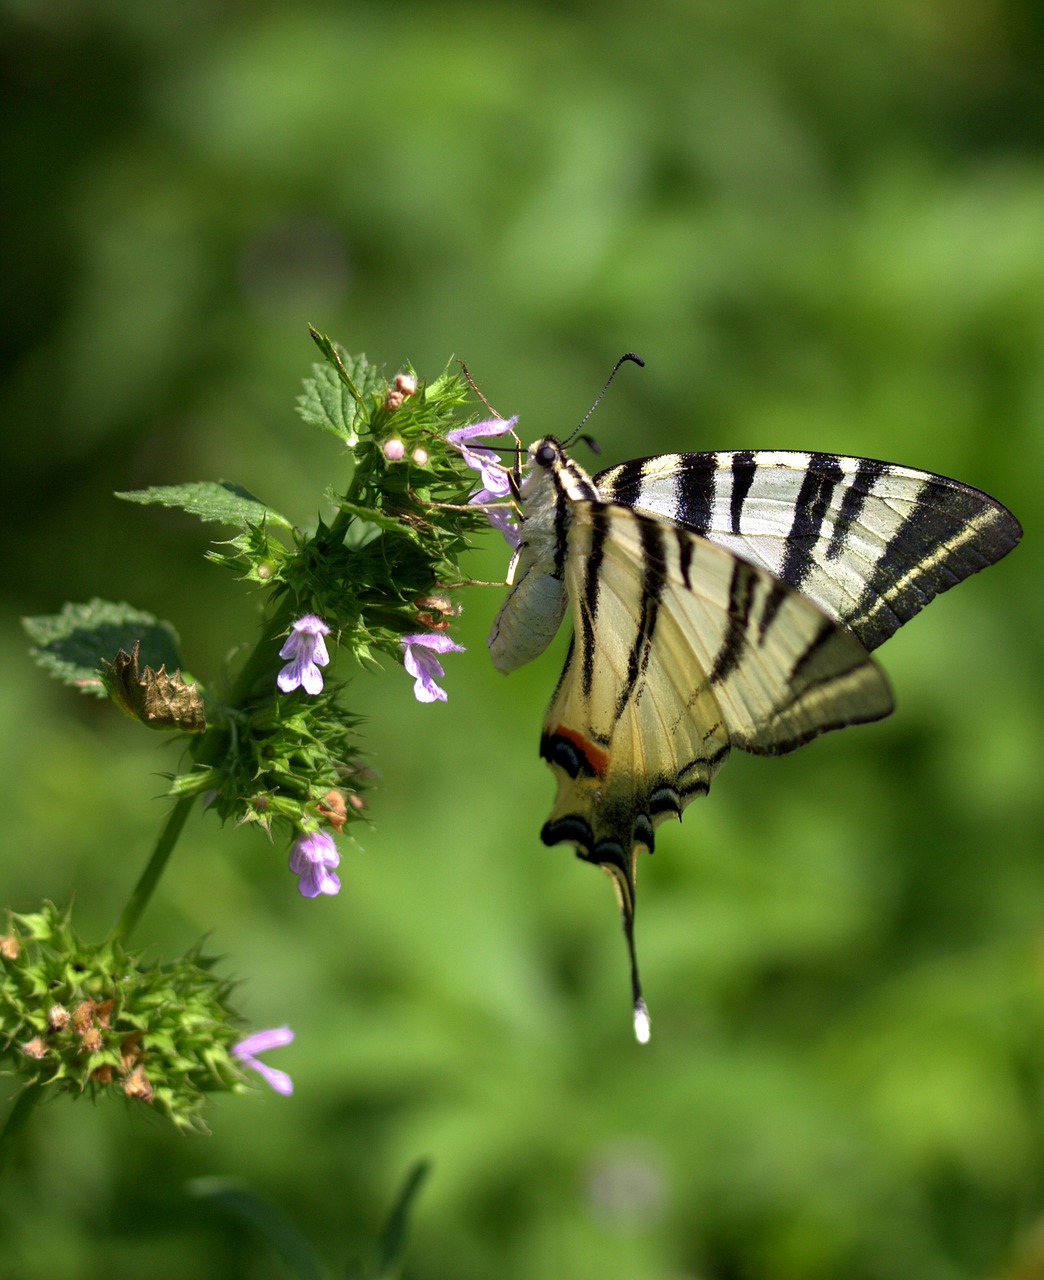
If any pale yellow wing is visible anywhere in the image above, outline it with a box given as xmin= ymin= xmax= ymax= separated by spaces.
xmin=540 ymin=501 xmax=892 ymax=1037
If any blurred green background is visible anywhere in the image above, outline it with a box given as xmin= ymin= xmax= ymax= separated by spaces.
xmin=2 ymin=1 xmax=1043 ymax=1277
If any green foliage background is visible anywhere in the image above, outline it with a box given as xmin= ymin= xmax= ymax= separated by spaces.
xmin=2 ymin=2 xmax=1042 ymax=1277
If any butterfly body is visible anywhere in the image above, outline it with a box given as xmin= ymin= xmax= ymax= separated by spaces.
xmin=488 ymin=440 xmax=595 ymax=672
xmin=487 ymin=435 xmax=1021 ymax=1040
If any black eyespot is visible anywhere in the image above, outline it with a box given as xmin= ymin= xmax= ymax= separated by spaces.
xmin=535 ymin=441 xmax=557 ymax=467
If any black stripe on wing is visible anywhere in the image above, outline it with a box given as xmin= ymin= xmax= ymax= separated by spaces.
xmin=729 ymin=451 xmax=757 ymax=534
xmin=709 ymin=558 xmax=757 ymax=685
xmin=579 ymin=505 xmax=610 ymax=697
xmin=825 ymin=457 xmax=886 ymax=562
xmin=778 ymin=452 xmax=846 ymax=592
xmin=843 ymin=481 xmax=1022 ymax=650
xmin=742 ymin=616 xmax=894 ymax=757
xmin=614 ymin=519 xmax=669 ymax=721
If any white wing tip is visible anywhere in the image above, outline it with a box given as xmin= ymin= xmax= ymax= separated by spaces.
xmin=633 ymin=999 xmax=651 ymax=1044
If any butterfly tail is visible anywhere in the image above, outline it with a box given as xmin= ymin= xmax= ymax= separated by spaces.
xmin=540 ymin=802 xmax=652 ymax=1041
xmin=595 ymin=852 xmax=650 ymax=1044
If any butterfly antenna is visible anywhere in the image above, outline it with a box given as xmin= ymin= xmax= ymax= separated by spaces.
xmin=563 ymin=352 xmax=645 ymax=448
xmin=458 ymin=358 xmax=502 ymax=419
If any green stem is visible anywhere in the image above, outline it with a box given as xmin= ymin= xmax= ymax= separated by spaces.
xmin=110 ymin=795 xmax=195 ymax=943
xmin=0 ymin=1085 xmax=43 ymax=1178
xmin=109 ymin=598 xmax=306 ymax=943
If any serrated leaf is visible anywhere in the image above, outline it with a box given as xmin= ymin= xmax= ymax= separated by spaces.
xmin=115 ymin=481 xmax=291 ymax=530
xmin=188 ymin=1179 xmax=325 ymax=1280
xmin=298 ymin=335 xmax=384 ymax=444
xmin=23 ymin=600 xmax=183 ymax=697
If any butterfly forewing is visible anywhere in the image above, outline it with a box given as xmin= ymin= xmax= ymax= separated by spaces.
xmin=596 ymin=450 xmax=1022 ymax=650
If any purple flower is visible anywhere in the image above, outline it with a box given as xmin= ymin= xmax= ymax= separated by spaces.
xmin=289 ymin=830 xmax=341 ymax=898
xmin=446 ymin=417 xmax=517 ymax=495
xmin=447 ymin=417 xmax=520 ymax=545
xmin=401 ymin=632 xmax=466 ymax=703
xmin=233 ymin=1026 xmax=294 ymax=1096
xmin=277 ymin=615 xmax=331 ymax=695
xmin=473 ymin=491 xmax=521 ymax=548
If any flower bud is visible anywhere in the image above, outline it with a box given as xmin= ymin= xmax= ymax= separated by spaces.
xmin=22 ymin=1037 xmax=47 ymax=1059
xmin=384 ymin=388 xmax=405 ymax=411
xmin=123 ymin=1066 xmax=153 ymax=1103
xmin=1 ymin=934 xmax=19 ymax=961
xmin=72 ymin=1001 xmax=95 ymax=1033
xmin=317 ymin=789 xmax=348 ymax=832
xmin=411 ymin=446 xmax=429 ymax=466
xmin=121 ymin=1032 xmax=143 ymax=1067
xmin=383 ymin=437 xmax=406 ymax=462
xmin=414 ymin=591 xmax=457 ymax=617
xmin=394 ymin=372 xmax=417 ymax=395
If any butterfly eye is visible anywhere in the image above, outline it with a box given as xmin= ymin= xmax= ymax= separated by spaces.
xmin=535 ymin=442 xmax=557 ymax=468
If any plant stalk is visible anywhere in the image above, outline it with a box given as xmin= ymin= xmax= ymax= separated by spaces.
xmin=110 ymin=794 xmax=195 ymax=943
xmin=0 ymin=1085 xmax=42 ymax=1178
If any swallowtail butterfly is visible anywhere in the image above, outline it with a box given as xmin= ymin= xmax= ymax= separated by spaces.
xmin=482 ymin=362 xmax=1021 ymax=1042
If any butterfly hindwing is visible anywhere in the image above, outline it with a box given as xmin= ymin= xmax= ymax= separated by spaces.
xmin=538 ymin=500 xmax=893 ymax=1021
xmin=596 ymin=450 xmax=1022 ymax=650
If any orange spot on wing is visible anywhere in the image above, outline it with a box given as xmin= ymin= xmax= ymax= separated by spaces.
xmin=552 ymin=725 xmax=609 ymax=776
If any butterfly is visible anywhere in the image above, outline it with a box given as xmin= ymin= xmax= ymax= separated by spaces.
xmin=473 ymin=363 xmax=1021 ymax=1042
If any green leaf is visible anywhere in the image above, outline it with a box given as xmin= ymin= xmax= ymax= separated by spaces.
xmin=372 ymin=1159 xmax=431 ymax=1280
xmin=188 ymin=1179 xmax=326 ymax=1280
xmin=23 ymin=600 xmax=183 ymax=697
xmin=298 ymin=333 xmax=384 ymax=444
xmin=115 ymin=480 xmax=291 ymax=530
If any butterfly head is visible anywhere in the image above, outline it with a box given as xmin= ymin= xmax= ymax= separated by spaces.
xmin=529 ymin=436 xmax=563 ymax=469
xmin=524 ymin=437 xmax=598 ymax=505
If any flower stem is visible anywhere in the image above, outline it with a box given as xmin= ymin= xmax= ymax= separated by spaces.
xmin=0 ymin=1085 xmax=42 ymax=1178
xmin=109 ymin=605 xmax=301 ymax=943
xmin=111 ymin=795 xmax=195 ymax=943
